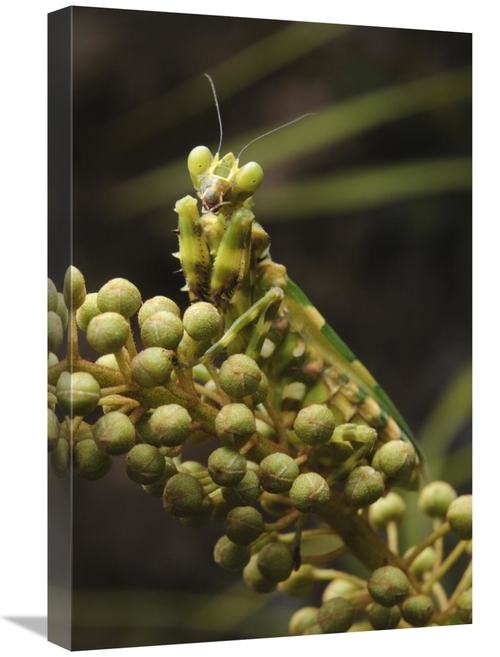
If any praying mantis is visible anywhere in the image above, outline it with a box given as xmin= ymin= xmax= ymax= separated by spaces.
xmin=173 ymin=75 xmax=426 ymax=478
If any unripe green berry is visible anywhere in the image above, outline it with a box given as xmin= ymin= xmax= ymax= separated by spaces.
xmin=140 ymin=311 xmax=184 ymax=350
xmin=76 ymin=293 xmax=100 ymax=332
xmin=93 ymin=411 xmax=136 ymax=455
xmin=48 ymin=278 xmax=58 ymax=312
xmin=419 ymin=480 xmax=458 ymax=518
xmin=97 ymin=278 xmax=142 ymax=318
xmin=259 ymin=453 xmax=299 ymax=493
xmin=294 ymin=404 xmax=335 ymax=446
xmin=225 ymin=506 xmax=264 ymax=545
xmin=219 ymin=354 xmax=262 ymax=399
xmin=56 ymin=293 xmax=69 ymax=331
xmin=406 ymin=546 xmax=436 ymax=578
xmin=221 ymin=469 xmax=261 ymax=506
xmin=215 ymin=403 xmax=256 ymax=449
xmin=213 ymin=535 xmax=251 ymax=571
xmin=73 ymin=438 xmax=113 ymax=480
xmin=368 ymin=566 xmax=409 ymax=607
xmin=369 ymin=492 xmax=406 ymax=529
xmin=401 ymin=594 xmax=434 ymax=627
xmin=56 ymin=371 xmax=101 ymax=417
xmin=447 ymin=495 xmax=472 ymax=540
xmin=344 ymin=465 xmax=385 ymax=508
xmin=138 ymin=296 xmax=181 ymax=325
xmin=318 ymin=597 xmax=355 ymax=633
xmin=125 ymin=444 xmax=165 ymax=485
xmin=86 ymin=312 xmax=129 ymax=354
xmin=149 ymin=404 xmax=191 ymax=447
xmin=243 ymin=554 xmax=277 ymax=593
xmin=278 ymin=564 xmax=316 ymax=598
xmin=163 ymin=473 xmax=205 ymax=517
xmin=50 ymin=437 xmax=70 ymax=478
xmin=183 ymin=302 xmax=222 ymax=342
xmin=48 ymin=311 xmax=64 ymax=353
xmin=322 ymin=578 xmax=358 ymax=603
xmin=377 ymin=440 xmax=416 ymax=481
xmin=368 ymin=603 xmax=401 ymax=630
xmin=131 ymin=348 xmax=174 ymax=387
xmin=208 ymin=447 xmax=246 ymax=486
xmin=289 ymin=606 xmax=319 ymax=636
xmin=456 ymin=588 xmax=472 ymax=623
xmin=289 ymin=472 xmax=330 ymax=512
xmin=257 ymin=542 xmax=294 ymax=582
xmin=63 ymin=266 xmax=86 ymax=310
xmin=48 ymin=408 xmax=60 ymax=452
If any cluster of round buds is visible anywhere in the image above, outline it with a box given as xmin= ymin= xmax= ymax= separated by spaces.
xmin=48 ymin=277 xmax=69 ymax=362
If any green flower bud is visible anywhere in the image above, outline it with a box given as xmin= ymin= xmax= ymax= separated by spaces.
xmin=278 ymin=564 xmax=316 ymax=598
xmin=224 ymin=506 xmax=264 ymax=545
xmin=93 ymin=411 xmax=136 ymax=455
xmin=259 ymin=453 xmax=299 ymax=493
xmin=447 ymin=495 xmax=472 ymax=540
xmin=138 ymin=296 xmax=181 ymax=325
xmin=60 ymin=420 xmax=93 ymax=444
xmin=302 ymin=623 xmax=323 ymax=635
xmin=318 ymin=597 xmax=355 ymax=634
xmin=48 ymin=352 xmax=59 ymax=368
xmin=208 ymin=447 xmax=247 ymax=486
xmin=213 ymin=535 xmax=251 ymax=571
xmin=369 ymin=492 xmax=406 ymax=529
xmin=163 ymin=472 xmax=205 ymax=517
xmin=219 ymin=354 xmax=262 ymax=399
xmin=97 ymin=278 xmax=142 ymax=318
xmin=250 ymin=371 xmax=268 ymax=405
xmin=344 ymin=465 xmax=385 ymax=508
xmin=48 ymin=311 xmax=64 ymax=353
xmin=130 ymin=347 xmax=174 ymax=387
xmin=322 ymin=578 xmax=358 ymax=603
xmin=367 ymin=603 xmax=401 ymax=630
xmin=243 ymin=553 xmax=277 ymax=593
xmin=179 ymin=496 xmax=214 ymax=528
xmin=134 ymin=413 xmax=159 ymax=447
xmin=456 ymin=588 xmax=472 ymax=623
xmin=48 ymin=278 xmax=59 ymax=312
xmin=63 ymin=266 xmax=86 ymax=310
xmin=86 ymin=312 xmax=129 ymax=354
xmin=56 ymin=371 xmax=101 ymax=417
xmin=377 ymin=440 xmax=416 ymax=481
xmin=368 ymin=566 xmax=409 ymax=607
xmin=56 ymin=293 xmax=69 ymax=331
xmin=289 ymin=472 xmax=330 ymax=512
xmin=50 ymin=437 xmax=70 ymax=478
xmin=48 ymin=408 xmax=60 ymax=452
xmin=294 ymin=404 xmax=335 ymax=446
xmin=257 ymin=542 xmax=294 ymax=582
xmin=142 ymin=457 xmax=178 ymax=497
xmin=406 ymin=546 xmax=436 ymax=579
xmin=418 ymin=480 xmax=458 ymax=518
xmin=95 ymin=354 xmax=120 ymax=370
xmin=140 ymin=311 xmax=183 ymax=351
xmin=73 ymin=438 xmax=113 ymax=480
xmin=76 ymin=293 xmax=100 ymax=332
xmin=183 ymin=302 xmax=222 ymax=342
xmin=149 ymin=404 xmax=191 ymax=447
xmin=289 ymin=606 xmax=319 ymax=636
xmin=215 ymin=403 xmax=256 ymax=449
xmin=125 ymin=444 xmax=165 ymax=485
xmin=401 ymin=594 xmax=434 ymax=627
xmin=221 ymin=469 xmax=261 ymax=506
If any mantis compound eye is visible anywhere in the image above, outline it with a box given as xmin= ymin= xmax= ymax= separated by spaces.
xmin=235 ymin=161 xmax=264 ymax=194
xmin=187 ymin=145 xmax=213 ymax=177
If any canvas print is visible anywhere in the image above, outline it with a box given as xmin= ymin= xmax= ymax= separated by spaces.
xmin=48 ymin=6 xmax=472 ymax=651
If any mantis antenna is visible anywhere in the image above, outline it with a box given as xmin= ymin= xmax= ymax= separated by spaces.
xmin=204 ymin=73 xmax=223 ymax=156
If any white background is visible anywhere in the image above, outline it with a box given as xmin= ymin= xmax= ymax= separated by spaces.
xmin=0 ymin=1 xmax=493 ymax=655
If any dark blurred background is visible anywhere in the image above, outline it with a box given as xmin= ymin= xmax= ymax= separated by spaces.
xmin=48 ymin=6 xmax=471 ymax=649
